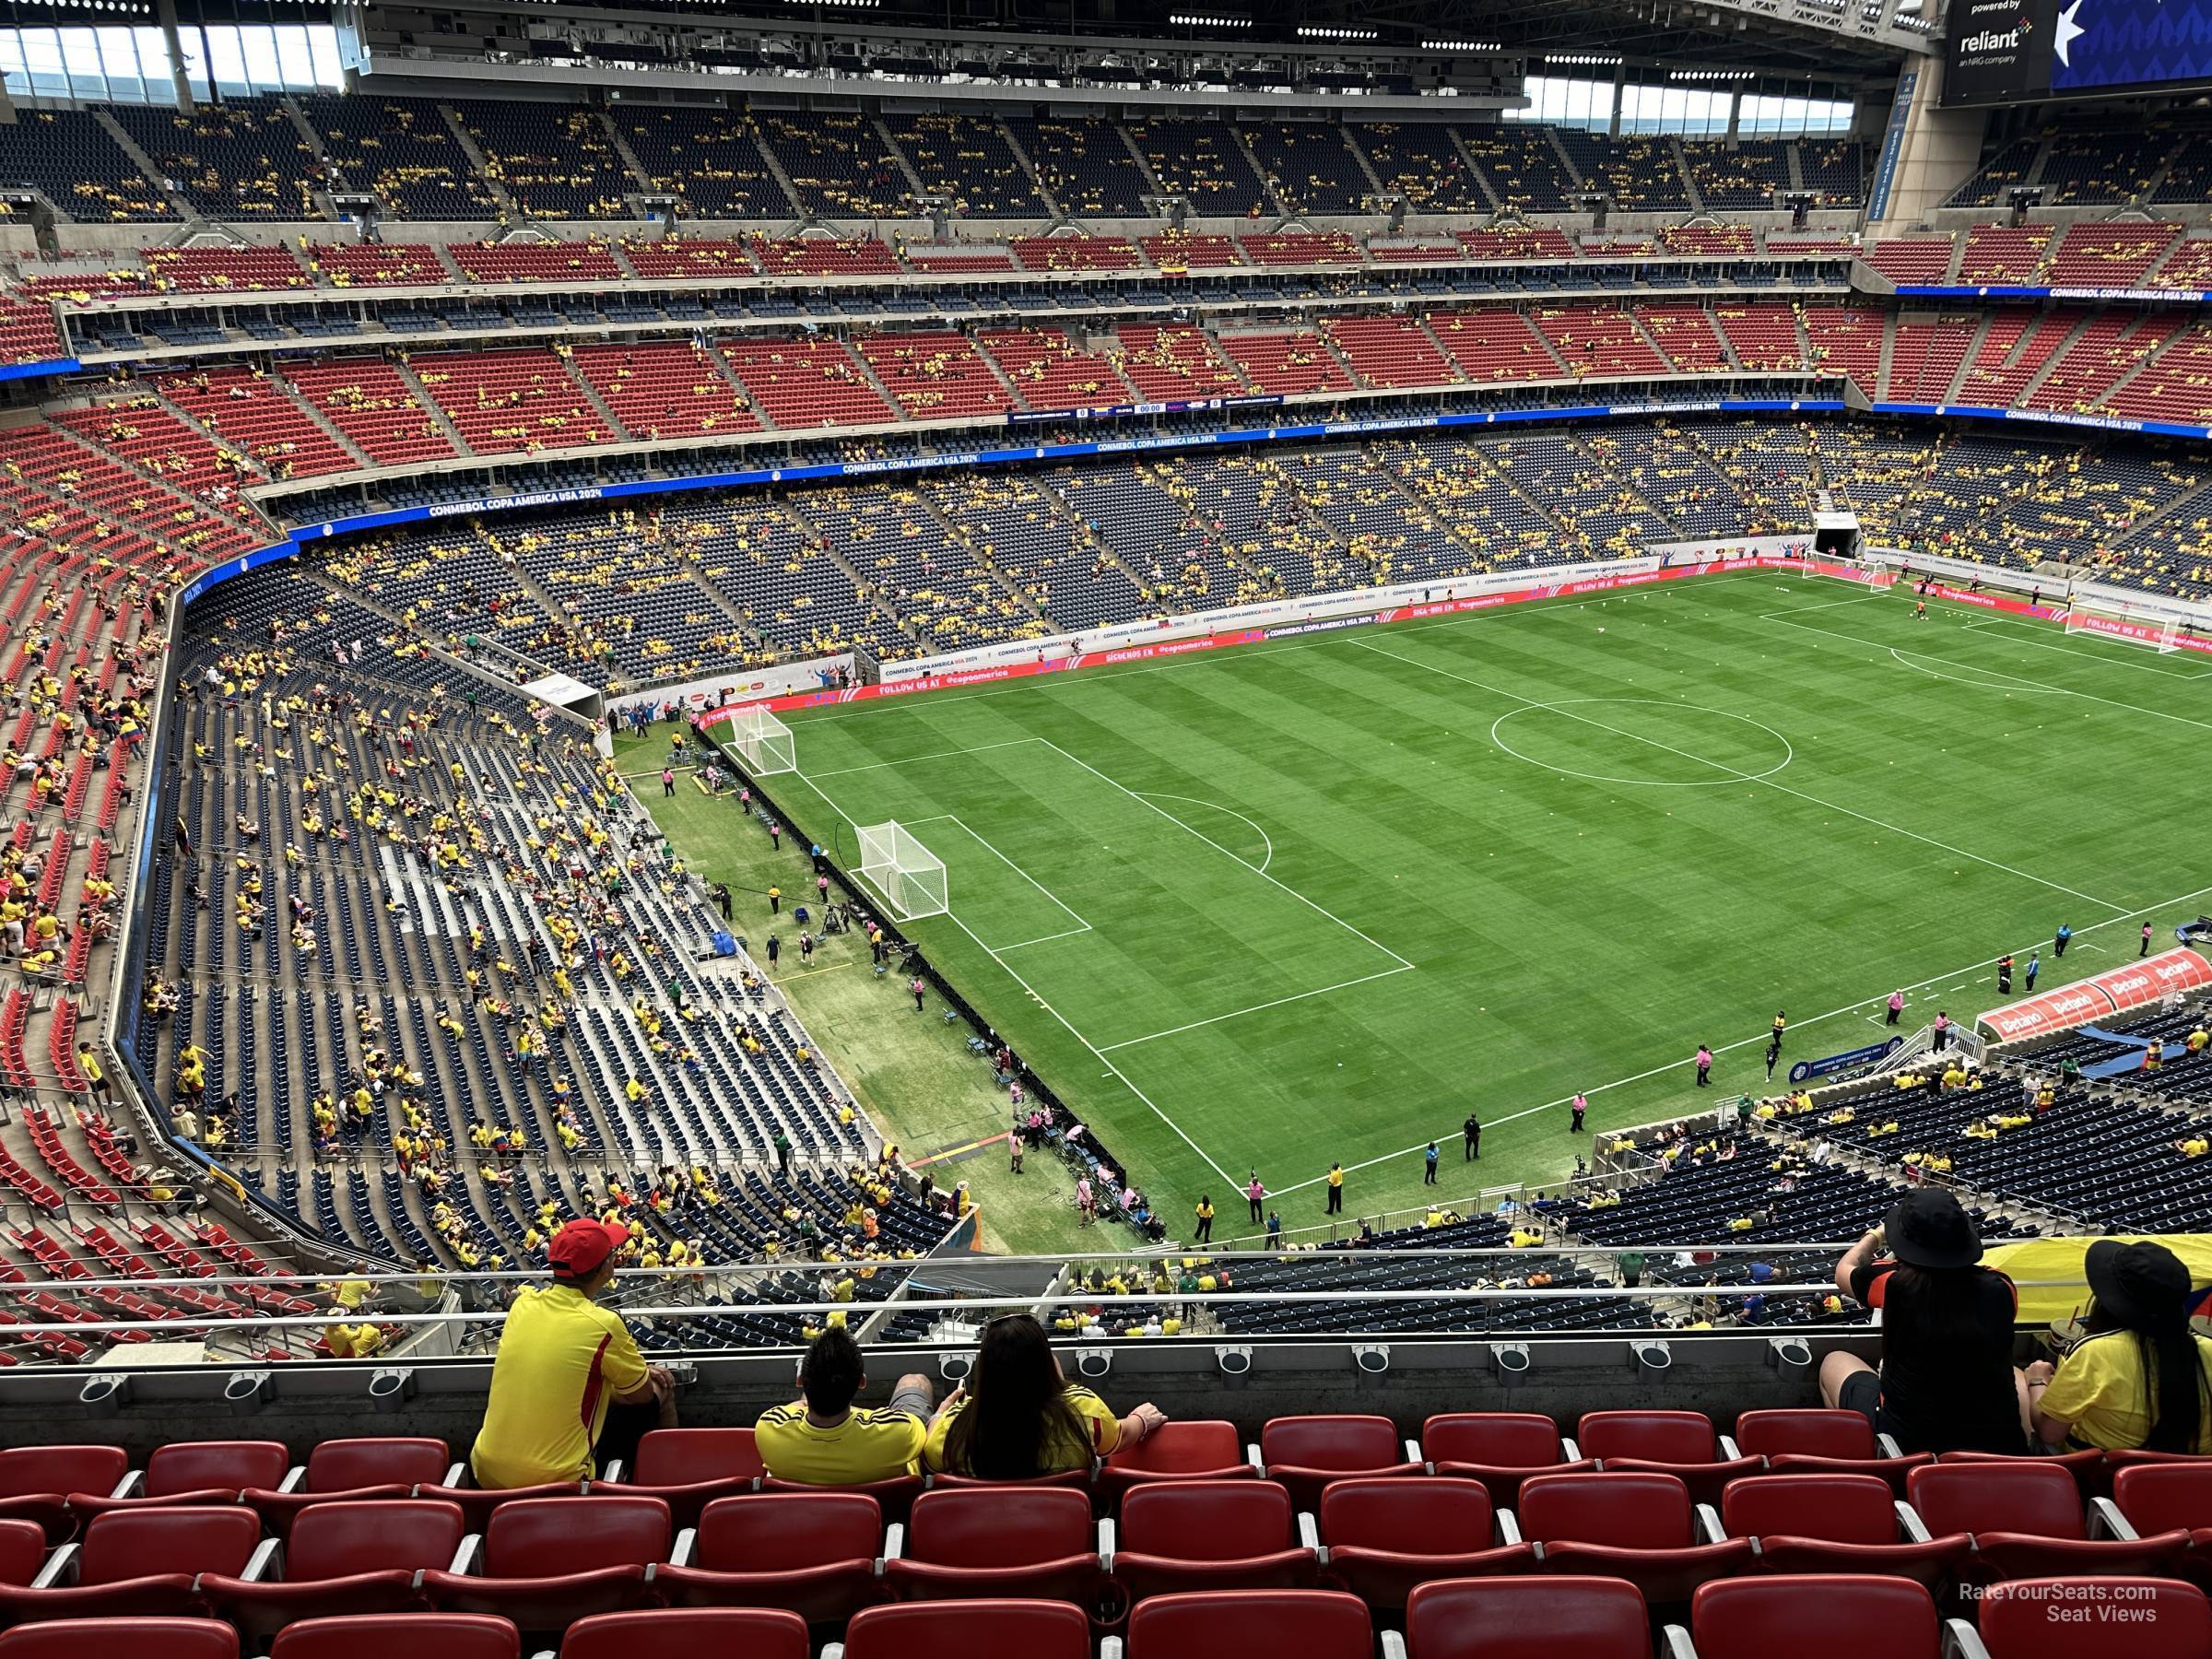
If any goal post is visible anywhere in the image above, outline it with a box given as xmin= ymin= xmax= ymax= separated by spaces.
xmin=727 ymin=703 xmax=797 ymax=774
xmin=2063 ymin=597 xmax=2188 ymax=654
xmin=856 ymin=821 xmax=949 ymax=922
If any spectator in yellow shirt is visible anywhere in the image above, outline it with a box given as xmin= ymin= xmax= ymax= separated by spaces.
xmin=470 ymin=1219 xmax=672 ymax=1487
xmin=755 ymin=1326 xmax=934 ymax=1485
xmin=923 ymin=1313 xmax=1165 ymax=1477
xmin=2028 ymin=1240 xmax=2212 ymax=1454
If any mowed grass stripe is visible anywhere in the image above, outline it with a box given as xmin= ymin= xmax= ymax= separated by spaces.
xmin=750 ymin=576 xmax=2206 ymax=1222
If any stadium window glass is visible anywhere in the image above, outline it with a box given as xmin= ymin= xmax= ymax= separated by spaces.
xmin=204 ymin=24 xmax=250 ymax=95
xmin=308 ymin=25 xmax=344 ymax=86
xmin=176 ymin=28 xmax=209 ymax=100
xmin=1509 ymin=74 xmax=1616 ymax=129
xmin=236 ymin=25 xmax=280 ymax=90
xmin=272 ymin=23 xmax=316 ymax=88
xmin=11 ymin=29 xmax=69 ymax=99
xmin=1511 ymin=74 xmax=1849 ymax=135
xmin=59 ymin=27 xmax=107 ymax=98
xmin=98 ymin=28 xmax=150 ymax=101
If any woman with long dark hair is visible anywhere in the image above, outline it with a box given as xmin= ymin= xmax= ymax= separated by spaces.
xmin=924 ymin=1313 xmax=1167 ymax=1477
xmin=1820 ymin=1188 xmax=2026 ymax=1454
xmin=2028 ymin=1240 xmax=2212 ymax=1453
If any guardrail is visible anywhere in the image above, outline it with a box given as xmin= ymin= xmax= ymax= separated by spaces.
xmin=0 ymin=1245 xmax=2108 ymax=1349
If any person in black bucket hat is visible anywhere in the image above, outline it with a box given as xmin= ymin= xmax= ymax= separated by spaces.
xmin=1821 ymin=1188 xmax=2028 ymax=1453
xmin=2025 ymin=1239 xmax=2212 ymax=1454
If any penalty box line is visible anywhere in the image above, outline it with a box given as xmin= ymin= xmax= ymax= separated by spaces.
xmin=1032 ymin=738 xmax=1415 ymax=973
xmin=900 ymin=811 xmax=1092 ymax=949
xmin=827 ymin=733 xmax=1418 ymax=1039
xmin=791 ymin=761 xmax=1241 ymax=1188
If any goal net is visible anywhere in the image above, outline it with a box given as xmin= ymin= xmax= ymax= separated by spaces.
xmin=856 ymin=821 xmax=949 ymax=922
xmin=727 ymin=704 xmax=797 ymax=774
xmin=2064 ymin=599 xmax=2187 ymax=654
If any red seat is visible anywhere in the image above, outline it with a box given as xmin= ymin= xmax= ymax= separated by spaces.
xmin=246 ymin=1439 xmax=453 ymax=1537
xmin=1940 ymin=1447 xmax=2110 ymax=1500
xmin=1578 ymin=1411 xmax=1765 ymax=1508
xmin=881 ymin=1487 xmax=1100 ymax=1606
xmin=759 ymin=1474 xmax=922 ymax=1526
xmin=0 ymin=1619 xmax=240 ymax=1659
xmin=1689 ymin=1574 xmax=1942 ymax=1658
xmin=1258 ymin=1416 xmax=1424 ymax=1511
xmin=839 ymin=1597 xmax=1091 ymax=1659
xmin=1421 ymin=1413 xmax=1596 ymax=1507
xmin=561 ymin=1606 xmax=810 ymax=1659
xmin=594 ymin=1430 xmax=764 ymax=1531
xmin=418 ymin=1495 xmax=668 ymax=1632
xmin=1098 ymin=1421 xmax=1254 ymax=1504
xmin=1976 ymin=1576 xmax=2212 ymax=1658
xmin=1718 ymin=1474 xmax=1969 ymax=1585
xmin=270 ymin=1613 xmax=520 ymax=1659
xmin=925 ymin=1469 xmax=1094 ymax=1495
xmin=1110 ymin=1478 xmax=1316 ymax=1603
xmin=70 ymin=1441 xmax=288 ymax=1520
xmin=409 ymin=1482 xmax=586 ymax=1534
xmin=0 ymin=1447 xmax=128 ymax=1541
xmin=2113 ymin=1462 xmax=2212 ymax=1548
xmin=655 ymin=1492 xmax=883 ymax=1623
xmin=1124 ymin=1588 xmax=1370 ymax=1659
xmin=1732 ymin=1410 xmax=1931 ymax=1494
xmin=203 ymin=1498 xmax=465 ymax=1636
xmin=0 ymin=1521 xmax=50 ymax=1588
xmin=1909 ymin=1461 xmax=2189 ymax=1583
xmin=1518 ymin=1471 xmax=1752 ymax=1603
xmin=1402 ymin=1575 xmax=1649 ymax=1659
xmin=2110 ymin=1452 xmax=2212 ymax=1477
xmin=1317 ymin=1476 xmax=1534 ymax=1611
xmin=0 ymin=1505 xmax=263 ymax=1621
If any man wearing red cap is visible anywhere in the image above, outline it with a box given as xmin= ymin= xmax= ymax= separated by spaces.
xmin=471 ymin=1218 xmax=674 ymax=1488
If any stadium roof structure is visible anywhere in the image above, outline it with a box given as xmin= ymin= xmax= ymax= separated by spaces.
xmin=260 ymin=0 xmax=1928 ymax=103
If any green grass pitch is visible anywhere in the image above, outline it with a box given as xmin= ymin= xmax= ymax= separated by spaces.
xmin=735 ymin=572 xmax=2212 ymax=1235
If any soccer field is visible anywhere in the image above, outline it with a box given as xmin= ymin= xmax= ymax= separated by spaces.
xmin=747 ymin=572 xmax=2211 ymax=1233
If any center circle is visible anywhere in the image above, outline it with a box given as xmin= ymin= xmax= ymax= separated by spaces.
xmin=1489 ymin=699 xmax=1794 ymax=788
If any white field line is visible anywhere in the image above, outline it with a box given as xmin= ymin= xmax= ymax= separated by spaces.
xmin=1035 ymin=737 xmax=1415 ymax=971
xmin=1258 ymin=880 xmax=2212 ymax=1199
xmin=788 ymin=571 xmax=1783 ymax=729
xmin=1749 ymin=590 xmax=1885 ymax=618
xmin=937 ymin=812 xmax=1091 ymax=934
xmin=787 ymin=762 xmax=1241 ymax=1188
xmin=1135 ymin=792 xmax=1275 ymax=875
xmin=870 ymin=752 xmax=1406 ymax=1041
xmin=1096 ymin=964 xmax=1417 ymax=1053
xmin=1349 ymin=635 xmax=2122 ymax=911
xmin=1760 ymin=611 xmax=2212 ymax=736
xmin=806 ymin=736 xmax=1046 ymax=777
xmin=1961 ymin=615 xmax=2212 ymax=678
xmin=996 ymin=926 xmax=1096 ymax=951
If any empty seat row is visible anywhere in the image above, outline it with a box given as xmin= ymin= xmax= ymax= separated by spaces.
xmin=9 ymin=1575 xmax=2208 ymax=1659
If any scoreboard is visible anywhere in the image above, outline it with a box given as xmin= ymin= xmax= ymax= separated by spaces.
xmin=1945 ymin=0 xmax=2212 ymax=105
